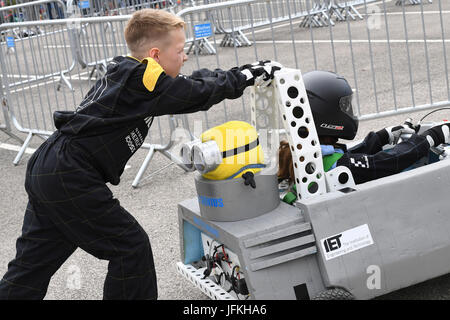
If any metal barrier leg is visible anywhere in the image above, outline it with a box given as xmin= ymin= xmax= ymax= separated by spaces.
xmin=13 ymin=131 xmax=33 ymax=166
xmin=132 ymin=144 xmax=156 ymax=188
xmin=132 ymin=142 xmax=193 ymax=188
xmin=0 ymin=128 xmax=24 ymax=144
xmin=58 ymin=71 xmax=74 ymax=91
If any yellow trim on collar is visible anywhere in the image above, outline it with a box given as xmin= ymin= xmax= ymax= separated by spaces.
xmin=127 ymin=55 xmax=141 ymax=62
xmin=141 ymin=57 xmax=164 ymax=92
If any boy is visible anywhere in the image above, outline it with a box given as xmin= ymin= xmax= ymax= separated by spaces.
xmin=278 ymin=70 xmax=450 ymax=201
xmin=0 ymin=9 xmax=279 ymax=299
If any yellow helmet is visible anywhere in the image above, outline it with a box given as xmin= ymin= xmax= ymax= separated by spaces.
xmin=199 ymin=121 xmax=265 ymax=180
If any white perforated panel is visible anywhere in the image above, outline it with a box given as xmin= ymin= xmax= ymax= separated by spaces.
xmin=250 ymin=85 xmax=279 ymax=131
xmin=273 ymin=68 xmax=327 ymax=200
xmin=250 ymin=84 xmax=280 ymax=172
xmin=325 ymin=166 xmax=356 ymax=192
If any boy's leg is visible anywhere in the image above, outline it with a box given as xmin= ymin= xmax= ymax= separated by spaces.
xmin=0 ymin=201 xmax=77 ymax=299
xmin=29 ymin=175 xmax=158 ymax=300
xmin=47 ymin=197 xmax=157 ymax=300
xmin=20 ymin=133 xmax=158 ymax=300
xmin=100 ymin=209 xmax=158 ymax=300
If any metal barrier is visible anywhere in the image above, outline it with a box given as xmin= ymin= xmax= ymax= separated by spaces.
xmin=395 ymin=0 xmax=432 ymax=6
xmin=0 ymin=16 xmax=190 ymax=169
xmin=299 ymin=0 xmax=364 ymax=27
xmin=0 ymin=0 xmax=66 ymax=24
xmin=0 ymin=0 xmax=447 ymax=189
xmin=65 ymin=0 xmax=196 ymax=17
xmin=181 ymin=0 xmax=373 ymax=51
xmin=0 ymin=82 xmax=23 ymax=144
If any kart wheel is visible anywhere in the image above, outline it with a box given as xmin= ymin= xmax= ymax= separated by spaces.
xmin=312 ymin=288 xmax=355 ymax=300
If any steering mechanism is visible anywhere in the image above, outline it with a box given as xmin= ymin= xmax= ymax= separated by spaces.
xmin=397 ymin=112 xmax=450 ymax=161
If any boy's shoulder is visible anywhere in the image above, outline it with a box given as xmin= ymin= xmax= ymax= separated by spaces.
xmin=109 ymin=55 xmax=143 ymax=71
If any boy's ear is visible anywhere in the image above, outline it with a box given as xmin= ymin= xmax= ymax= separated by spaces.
xmin=148 ymin=48 xmax=160 ymax=62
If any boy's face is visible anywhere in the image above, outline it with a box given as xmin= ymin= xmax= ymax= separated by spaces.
xmin=154 ymin=28 xmax=188 ymax=78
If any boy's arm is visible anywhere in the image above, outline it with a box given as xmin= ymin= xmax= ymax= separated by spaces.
xmin=119 ymin=62 xmax=279 ymax=117
xmin=155 ymin=67 xmax=247 ymax=115
xmin=337 ymin=134 xmax=430 ymax=184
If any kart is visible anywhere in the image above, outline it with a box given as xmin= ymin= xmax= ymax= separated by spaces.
xmin=176 ymin=66 xmax=450 ymax=300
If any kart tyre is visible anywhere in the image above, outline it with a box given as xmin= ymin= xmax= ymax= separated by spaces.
xmin=312 ymin=288 xmax=355 ymax=300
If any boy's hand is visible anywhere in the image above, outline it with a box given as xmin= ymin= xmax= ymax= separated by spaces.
xmin=420 ymin=123 xmax=450 ymax=147
xmin=239 ymin=60 xmax=282 ymax=87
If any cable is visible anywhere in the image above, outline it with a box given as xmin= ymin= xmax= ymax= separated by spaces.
xmin=419 ymin=107 xmax=450 ymax=123
xmin=222 ymin=246 xmax=232 ymax=268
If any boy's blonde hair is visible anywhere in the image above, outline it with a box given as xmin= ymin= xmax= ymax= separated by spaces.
xmin=124 ymin=9 xmax=185 ymax=59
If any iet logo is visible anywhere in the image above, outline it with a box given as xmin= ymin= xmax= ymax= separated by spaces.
xmin=323 ymin=234 xmax=342 ymax=253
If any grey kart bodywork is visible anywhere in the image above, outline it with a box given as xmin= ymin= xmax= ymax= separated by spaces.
xmin=177 ymin=158 xmax=450 ymax=299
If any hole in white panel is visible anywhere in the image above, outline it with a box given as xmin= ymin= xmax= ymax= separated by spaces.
xmin=293 ymin=106 xmax=304 ymax=119
xmin=257 ymin=97 xmax=269 ymax=110
xmin=300 ymin=97 xmax=305 ymax=104
xmin=308 ymin=181 xmax=319 ymax=194
xmin=338 ymin=172 xmax=349 ymax=184
xmin=298 ymin=126 xmax=309 ymax=138
xmin=287 ymin=86 xmax=299 ymax=99
xmin=297 ymin=144 xmax=302 ymax=150
xmin=280 ymin=78 xmax=285 ymax=84
xmin=305 ymin=162 xmax=316 ymax=174
xmin=286 ymin=101 xmax=291 ymax=107
xmin=291 ymin=121 xmax=296 ymax=127
xmin=257 ymin=114 xmax=269 ymax=127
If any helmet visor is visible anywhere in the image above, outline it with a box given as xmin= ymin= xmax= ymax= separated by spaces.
xmin=339 ymin=94 xmax=356 ymax=118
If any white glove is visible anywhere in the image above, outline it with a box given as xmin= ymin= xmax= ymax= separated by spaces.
xmin=385 ymin=125 xmax=416 ymax=144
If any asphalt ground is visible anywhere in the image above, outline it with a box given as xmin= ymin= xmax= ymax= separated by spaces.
xmin=1 ymin=0 xmax=450 ymax=300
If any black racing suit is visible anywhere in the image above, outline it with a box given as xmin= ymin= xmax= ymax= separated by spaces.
xmin=0 ymin=56 xmax=248 ymax=300
xmin=337 ymin=129 xmax=431 ymax=184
